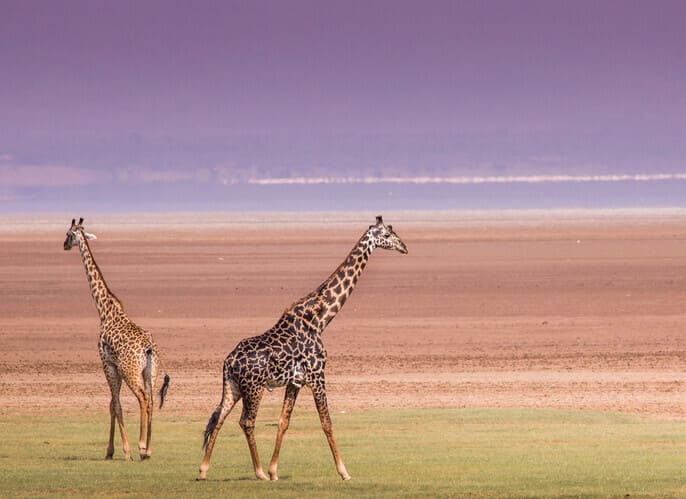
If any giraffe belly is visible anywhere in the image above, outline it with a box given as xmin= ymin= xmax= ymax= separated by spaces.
xmin=265 ymin=360 xmax=307 ymax=391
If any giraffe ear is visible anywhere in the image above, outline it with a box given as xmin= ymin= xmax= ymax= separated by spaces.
xmin=84 ymin=232 xmax=97 ymax=240
xmin=376 ymin=215 xmax=384 ymax=225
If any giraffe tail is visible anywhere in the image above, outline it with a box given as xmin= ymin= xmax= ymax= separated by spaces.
xmin=159 ymin=373 xmax=170 ymax=409
xmin=144 ymin=347 xmax=170 ymax=409
xmin=202 ymin=406 xmax=222 ymax=451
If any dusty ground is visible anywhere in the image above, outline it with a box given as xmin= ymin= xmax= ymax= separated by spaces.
xmin=0 ymin=211 xmax=684 ymax=420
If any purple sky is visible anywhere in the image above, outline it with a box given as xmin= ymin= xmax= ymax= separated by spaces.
xmin=1 ymin=0 xmax=685 ymax=209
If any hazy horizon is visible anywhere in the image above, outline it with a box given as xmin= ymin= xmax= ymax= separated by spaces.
xmin=2 ymin=1 xmax=685 ymax=213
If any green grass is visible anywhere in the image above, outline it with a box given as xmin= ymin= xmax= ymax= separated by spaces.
xmin=0 ymin=407 xmax=684 ymax=498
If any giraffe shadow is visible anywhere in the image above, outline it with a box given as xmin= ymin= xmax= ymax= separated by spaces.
xmin=211 ymin=475 xmax=292 ymax=483
xmin=61 ymin=455 xmax=106 ymax=462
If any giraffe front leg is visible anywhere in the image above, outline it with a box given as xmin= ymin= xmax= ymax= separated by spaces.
xmin=104 ymin=364 xmax=131 ymax=461
xmin=268 ymin=384 xmax=300 ymax=480
xmin=311 ymin=378 xmax=351 ymax=480
xmin=239 ymin=392 xmax=269 ymax=481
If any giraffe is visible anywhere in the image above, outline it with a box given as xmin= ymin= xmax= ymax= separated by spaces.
xmin=64 ymin=217 xmax=170 ymax=461
xmin=197 ymin=215 xmax=408 ymax=481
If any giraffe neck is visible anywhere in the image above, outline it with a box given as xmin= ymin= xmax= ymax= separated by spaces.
xmin=310 ymin=231 xmax=375 ymax=328
xmin=76 ymin=234 xmax=125 ymax=324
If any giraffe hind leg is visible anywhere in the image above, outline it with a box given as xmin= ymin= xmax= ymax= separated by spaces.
xmin=140 ymin=349 xmax=155 ymax=460
xmin=107 ymin=401 xmax=116 ymax=460
xmin=268 ymin=383 xmax=300 ymax=480
xmin=145 ymin=395 xmax=153 ymax=459
xmin=197 ymin=380 xmax=241 ymax=480
xmin=239 ymin=389 xmax=269 ymax=481
xmin=133 ymin=387 xmax=153 ymax=461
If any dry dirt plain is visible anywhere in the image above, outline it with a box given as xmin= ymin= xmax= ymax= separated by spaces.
xmin=0 ymin=211 xmax=684 ymax=421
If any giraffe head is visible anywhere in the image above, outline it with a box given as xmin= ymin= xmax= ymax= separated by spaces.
xmin=367 ymin=215 xmax=408 ymax=254
xmin=63 ymin=217 xmax=97 ymax=250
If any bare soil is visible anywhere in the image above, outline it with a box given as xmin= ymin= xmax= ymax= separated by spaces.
xmin=1 ymin=213 xmax=684 ymax=420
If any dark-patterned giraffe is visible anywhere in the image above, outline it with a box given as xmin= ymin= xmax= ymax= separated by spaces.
xmin=64 ymin=217 xmax=170 ymax=461
xmin=198 ymin=215 xmax=407 ymax=481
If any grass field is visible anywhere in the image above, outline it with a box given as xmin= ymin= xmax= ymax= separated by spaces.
xmin=0 ymin=407 xmax=683 ymax=498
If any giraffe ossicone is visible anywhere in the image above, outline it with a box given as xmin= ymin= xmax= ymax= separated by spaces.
xmin=197 ymin=215 xmax=407 ymax=481
xmin=64 ymin=217 xmax=170 ymax=461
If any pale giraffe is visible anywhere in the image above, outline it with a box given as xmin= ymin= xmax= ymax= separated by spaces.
xmin=64 ymin=218 xmax=170 ymax=461
xmin=198 ymin=215 xmax=408 ymax=481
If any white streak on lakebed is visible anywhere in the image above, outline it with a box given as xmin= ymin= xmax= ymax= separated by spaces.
xmin=248 ymin=173 xmax=686 ymax=185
